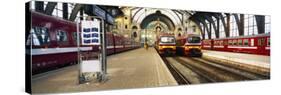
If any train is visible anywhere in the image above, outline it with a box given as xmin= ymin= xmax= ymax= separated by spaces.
xmin=176 ymin=34 xmax=203 ymax=57
xmin=26 ymin=11 xmax=140 ymax=74
xmin=156 ymin=34 xmax=176 ymax=56
xmin=202 ymin=33 xmax=270 ymax=56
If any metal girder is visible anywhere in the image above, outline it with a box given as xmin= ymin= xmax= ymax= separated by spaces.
xmin=233 ymin=14 xmax=245 ymax=36
xmin=69 ymin=4 xmax=83 ymax=21
xmin=132 ymin=8 xmax=143 ymax=21
xmin=201 ymin=13 xmax=219 ymax=38
xmin=192 ymin=15 xmax=211 ymax=39
xmin=44 ymin=2 xmax=57 ymax=15
xmin=191 ymin=18 xmax=205 ymax=39
xmin=255 ymin=15 xmax=265 ymax=34
xmin=62 ymin=3 xmax=68 ymax=20
xmin=172 ymin=10 xmax=183 ymax=24
xmin=213 ymin=13 xmax=221 ymax=38
xmin=35 ymin=1 xmax=44 ymax=13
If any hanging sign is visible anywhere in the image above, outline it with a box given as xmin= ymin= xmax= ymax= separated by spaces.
xmin=81 ymin=19 xmax=101 ymax=45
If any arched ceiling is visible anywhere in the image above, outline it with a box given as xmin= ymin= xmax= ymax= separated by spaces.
xmin=131 ymin=8 xmax=183 ymax=26
xmin=140 ymin=12 xmax=175 ymax=31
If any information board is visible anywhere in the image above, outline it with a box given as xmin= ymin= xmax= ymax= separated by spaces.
xmin=81 ymin=19 xmax=101 ymax=45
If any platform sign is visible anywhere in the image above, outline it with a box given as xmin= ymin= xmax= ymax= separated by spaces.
xmin=77 ymin=16 xmax=107 ymax=84
xmin=81 ymin=60 xmax=101 ymax=72
xmin=81 ymin=19 xmax=101 ymax=45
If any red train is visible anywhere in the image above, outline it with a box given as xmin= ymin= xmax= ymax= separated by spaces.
xmin=156 ymin=33 xmax=176 ymax=56
xmin=202 ymin=33 xmax=270 ymax=56
xmin=27 ymin=11 xmax=140 ymax=74
xmin=176 ymin=34 xmax=202 ymax=57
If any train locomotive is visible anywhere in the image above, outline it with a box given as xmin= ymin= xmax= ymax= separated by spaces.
xmin=26 ymin=11 xmax=140 ymax=74
xmin=156 ymin=34 xmax=176 ymax=56
xmin=176 ymin=34 xmax=202 ymax=57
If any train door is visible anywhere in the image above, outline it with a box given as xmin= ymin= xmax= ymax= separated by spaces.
xmin=257 ymin=37 xmax=266 ymax=55
xmin=210 ymin=39 xmax=214 ymax=50
xmin=266 ymin=37 xmax=270 ymax=55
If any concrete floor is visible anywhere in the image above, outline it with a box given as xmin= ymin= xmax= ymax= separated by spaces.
xmin=31 ymin=48 xmax=177 ymax=94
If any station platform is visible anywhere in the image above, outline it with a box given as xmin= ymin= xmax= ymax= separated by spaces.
xmin=201 ymin=50 xmax=270 ymax=75
xmin=32 ymin=48 xmax=177 ymax=93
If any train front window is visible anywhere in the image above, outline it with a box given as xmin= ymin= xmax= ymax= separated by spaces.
xmin=160 ymin=36 xmax=175 ymax=43
xmin=187 ymin=37 xmax=201 ymax=43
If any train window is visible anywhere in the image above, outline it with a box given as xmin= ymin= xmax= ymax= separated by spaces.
xmin=204 ymin=40 xmax=209 ymax=45
xmin=224 ymin=40 xmax=228 ymax=45
xmin=243 ymin=39 xmax=249 ymax=46
xmin=216 ymin=41 xmax=219 ymax=45
xmin=238 ymin=39 xmax=242 ymax=46
xmin=251 ymin=39 xmax=254 ymax=46
xmin=187 ymin=37 xmax=201 ymax=43
xmin=267 ymin=38 xmax=270 ymax=46
xmin=258 ymin=38 xmax=265 ymax=46
xmin=26 ymin=28 xmax=35 ymax=46
xmin=258 ymin=38 xmax=261 ymax=46
xmin=220 ymin=41 xmax=223 ymax=46
xmin=214 ymin=41 xmax=217 ymax=45
xmin=233 ymin=40 xmax=237 ymax=45
xmin=56 ymin=30 xmax=68 ymax=42
xmin=160 ymin=36 xmax=175 ymax=43
xmin=228 ymin=40 xmax=233 ymax=45
xmin=29 ymin=27 xmax=50 ymax=46
xmin=261 ymin=38 xmax=266 ymax=46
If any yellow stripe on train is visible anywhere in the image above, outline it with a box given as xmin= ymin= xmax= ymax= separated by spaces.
xmin=159 ymin=46 xmax=176 ymax=50
xmin=184 ymin=46 xmax=201 ymax=50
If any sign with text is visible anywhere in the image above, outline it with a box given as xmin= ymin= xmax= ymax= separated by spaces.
xmin=81 ymin=19 xmax=101 ymax=45
xmin=81 ymin=60 xmax=101 ymax=73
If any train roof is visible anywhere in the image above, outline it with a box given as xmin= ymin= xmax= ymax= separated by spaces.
xmin=31 ymin=10 xmax=77 ymax=25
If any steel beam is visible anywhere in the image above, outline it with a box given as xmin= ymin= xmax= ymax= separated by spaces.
xmin=44 ymin=2 xmax=57 ymax=15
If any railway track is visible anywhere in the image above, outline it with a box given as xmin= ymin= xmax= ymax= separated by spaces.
xmin=162 ymin=56 xmax=269 ymax=85
xmin=162 ymin=57 xmax=191 ymax=85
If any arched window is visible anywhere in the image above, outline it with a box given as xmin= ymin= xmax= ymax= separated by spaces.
xmin=219 ymin=18 xmax=225 ymax=38
xmin=244 ymin=15 xmax=258 ymax=35
xmin=52 ymin=3 xmax=63 ymax=18
xmin=205 ymin=20 xmax=210 ymax=39
xmin=265 ymin=15 xmax=271 ymax=34
xmin=230 ymin=15 xmax=238 ymax=37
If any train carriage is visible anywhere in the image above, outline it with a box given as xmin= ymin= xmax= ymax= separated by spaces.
xmin=202 ymin=33 xmax=270 ymax=55
xmin=27 ymin=11 xmax=140 ymax=74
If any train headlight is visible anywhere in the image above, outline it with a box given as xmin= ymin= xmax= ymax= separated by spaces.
xmin=185 ymin=46 xmax=189 ymax=50
xmin=172 ymin=46 xmax=176 ymax=50
xmin=159 ymin=46 xmax=163 ymax=50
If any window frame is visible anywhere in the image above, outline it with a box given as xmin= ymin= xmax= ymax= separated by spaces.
xmin=56 ymin=30 xmax=69 ymax=45
xmin=243 ymin=39 xmax=249 ymax=46
xmin=30 ymin=26 xmax=51 ymax=46
xmin=228 ymin=40 xmax=233 ymax=45
xmin=238 ymin=39 xmax=243 ymax=46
